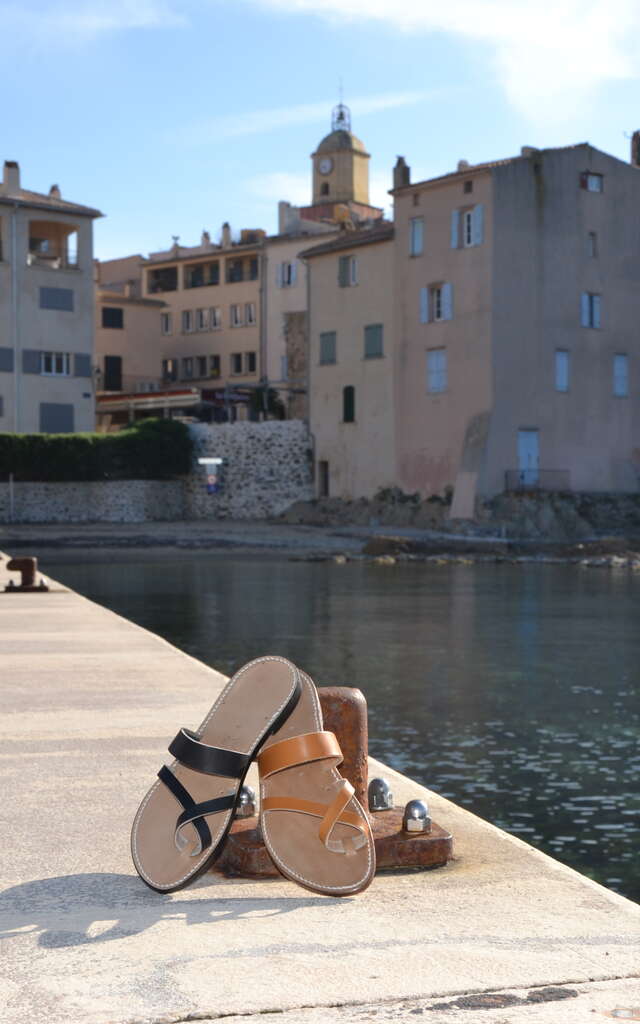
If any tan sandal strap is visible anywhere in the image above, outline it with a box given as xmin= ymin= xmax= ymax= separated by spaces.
xmin=261 ymin=790 xmax=364 ymax=845
xmin=318 ymin=780 xmax=355 ymax=846
xmin=258 ymin=730 xmax=342 ymax=778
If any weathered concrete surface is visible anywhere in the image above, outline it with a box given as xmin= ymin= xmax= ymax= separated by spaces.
xmin=0 ymin=552 xmax=638 ymax=1024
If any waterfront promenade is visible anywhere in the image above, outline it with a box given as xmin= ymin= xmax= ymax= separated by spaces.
xmin=0 ymin=552 xmax=638 ymax=1024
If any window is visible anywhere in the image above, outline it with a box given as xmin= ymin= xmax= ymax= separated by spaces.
xmin=281 ymin=354 xmax=288 ymax=380
xmin=427 ymin=348 xmax=447 ymax=393
xmin=319 ymin=331 xmax=337 ymax=365
xmin=197 ymin=356 xmax=207 ymax=378
xmin=227 ymin=259 xmax=244 ymax=283
xmin=230 ymin=303 xmax=243 ymax=326
xmin=246 ymin=351 xmax=257 ymax=374
xmin=409 ymin=217 xmax=424 ymax=256
xmin=101 ymin=306 xmax=123 ymax=329
xmin=209 ymin=355 xmax=220 ymax=378
xmin=182 ymin=310 xmax=194 ymax=333
xmin=249 ymin=257 xmax=259 ymax=281
xmin=581 ymin=292 xmax=601 ymax=328
xmin=210 ymin=306 xmax=222 ymax=328
xmin=588 ymin=232 xmax=598 ymax=258
xmin=451 ymin=205 xmax=484 ymax=248
xmin=160 ymin=312 xmax=172 ymax=335
xmin=412 ymin=193 xmax=420 ymax=207
xmin=364 ymin=324 xmax=384 ymax=359
xmin=343 ymin=385 xmax=355 ymax=423
xmin=318 ymin=460 xmax=329 ymax=497
xmin=463 ymin=180 xmax=473 ymax=194
xmin=245 ymin=302 xmax=256 ymax=325
xmin=320 ymin=182 xmax=329 ymax=196
xmin=581 ymin=172 xmax=603 ymax=192
xmin=555 ymin=350 xmax=570 ymax=392
xmin=39 ymin=287 xmax=73 ymax=311
xmin=182 ymin=357 xmax=193 ymax=379
xmin=103 ymin=355 xmax=122 ymax=391
xmin=463 ymin=210 xmax=474 ymax=247
xmin=162 ymin=358 xmax=178 ymax=382
xmin=432 ymin=286 xmax=443 ymax=321
xmin=613 ymin=354 xmax=629 ymax=397
xmin=231 ymin=352 xmax=243 ymax=374
xmin=277 ymin=260 xmax=297 ymax=287
xmin=196 ymin=308 xmax=208 ymax=330
xmin=148 ymin=267 xmax=177 ymax=293
xmin=185 ymin=260 xmax=219 ymax=288
xmin=338 ymin=254 xmax=358 ymax=287
xmin=41 ymin=351 xmax=70 ymax=376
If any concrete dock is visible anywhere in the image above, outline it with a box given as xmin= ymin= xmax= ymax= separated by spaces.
xmin=0 ymin=553 xmax=638 ymax=1024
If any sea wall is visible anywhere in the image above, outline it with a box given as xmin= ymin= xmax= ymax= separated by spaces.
xmin=0 ymin=420 xmax=313 ymax=523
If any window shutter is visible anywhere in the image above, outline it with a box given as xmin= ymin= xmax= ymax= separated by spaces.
xmin=22 ymin=349 xmax=41 ymax=374
xmin=472 ymin=204 xmax=484 ymax=246
xmin=442 ymin=282 xmax=453 ymax=320
xmin=350 ymin=257 xmax=358 ymax=285
xmin=579 ymin=171 xmax=588 ymax=190
xmin=338 ymin=255 xmax=349 ymax=287
xmin=419 ymin=286 xmax=429 ymax=324
xmin=290 ymin=260 xmax=297 ymax=285
xmin=580 ymin=292 xmax=590 ymax=327
xmin=592 ymin=294 xmax=601 ymax=328
xmin=450 ymin=209 xmax=460 ymax=249
xmin=74 ymin=354 xmax=92 ymax=378
xmin=276 ymin=263 xmax=283 ymax=287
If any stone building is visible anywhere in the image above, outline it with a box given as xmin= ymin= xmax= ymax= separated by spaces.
xmin=0 ymin=160 xmax=102 ymax=433
xmin=305 ymin=141 xmax=640 ymax=505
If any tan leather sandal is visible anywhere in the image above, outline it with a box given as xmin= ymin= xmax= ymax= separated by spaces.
xmin=258 ymin=669 xmax=376 ymax=896
xmin=131 ymin=656 xmax=301 ymax=892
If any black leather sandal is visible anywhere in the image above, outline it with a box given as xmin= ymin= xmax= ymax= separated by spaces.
xmin=131 ymin=656 xmax=301 ymax=892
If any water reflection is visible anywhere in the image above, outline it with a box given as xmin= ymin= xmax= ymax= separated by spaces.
xmin=41 ymin=554 xmax=639 ymax=903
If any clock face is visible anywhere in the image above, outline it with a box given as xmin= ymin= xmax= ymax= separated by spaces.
xmin=319 ymin=158 xmax=333 ymax=175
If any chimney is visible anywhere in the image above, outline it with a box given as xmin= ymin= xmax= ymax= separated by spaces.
xmin=49 ymin=184 xmax=61 ymax=199
xmin=393 ymin=156 xmax=411 ymax=189
xmin=631 ymin=131 xmax=640 ymax=168
xmin=201 ymin=229 xmax=211 ymax=246
xmin=3 ymin=160 xmax=20 ymax=193
xmin=521 ymin=146 xmax=539 ymax=157
xmin=221 ymin=221 xmax=231 ymax=247
xmin=457 ymin=159 xmax=470 ymax=171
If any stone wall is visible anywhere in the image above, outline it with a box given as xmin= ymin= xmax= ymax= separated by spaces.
xmin=0 ymin=479 xmax=185 ymax=524
xmin=186 ymin=420 xmax=313 ymax=520
xmin=0 ymin=419 xmax=314 ymax=523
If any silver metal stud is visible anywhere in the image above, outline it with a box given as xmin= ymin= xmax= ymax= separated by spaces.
xmin=368 ymin=776 xmax=394 ymax=812
xmin=236 ymin=785 xmax=256 ymax=818
xmin=402 ymin=799 xmax=431 ymax=833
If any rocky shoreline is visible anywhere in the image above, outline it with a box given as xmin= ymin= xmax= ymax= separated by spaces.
xmin=2 ymin=519 xmax=640 ymax=570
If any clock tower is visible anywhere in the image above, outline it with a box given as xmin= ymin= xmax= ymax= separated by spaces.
xmin=311 ymin=104 xmax=371 ymax=206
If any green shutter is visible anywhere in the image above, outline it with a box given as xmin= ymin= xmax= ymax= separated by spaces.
xmin=338 ymin=255 xmax=349 ymax=288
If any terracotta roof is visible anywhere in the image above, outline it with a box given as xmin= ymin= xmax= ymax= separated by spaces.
xmin=390 ymin=143 xmax=590 ymax=194
xmin=300 ymin=222 xmax=394 ymax=259
xmin=0 ymin=187 xmax=102 ymax=217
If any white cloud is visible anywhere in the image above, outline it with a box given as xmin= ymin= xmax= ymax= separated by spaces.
xmin=179 ymin=90 xmax=429 ymax=143
xmin=246 ymin=172 xmax=310 ymax=206
xmin=242 ymin=0 xmax=640 ymax=121
xmin=1 ymin=0 xmax=185 ymax=44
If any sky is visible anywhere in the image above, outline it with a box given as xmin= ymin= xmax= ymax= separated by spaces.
xmin=3 ymin=0 xmax=640 ymax=261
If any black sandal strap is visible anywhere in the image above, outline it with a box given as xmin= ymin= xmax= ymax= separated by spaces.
xmin=157 ymin=765 xmax=212 ymax=852
xmin=174 ymin=794 xmax=236 ymax=843
xmin=168 ymin=728 xmax=250 ymax=778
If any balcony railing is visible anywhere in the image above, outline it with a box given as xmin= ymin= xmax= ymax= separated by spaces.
xmin=27 ymin=247 xmax=78 ymax=269
xmin=505 ymin=469 xmax=571 ymax=492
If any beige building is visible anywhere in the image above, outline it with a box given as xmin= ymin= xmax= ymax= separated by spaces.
xmin=306 ymin=141 xmax=640 ymax=505
xmin=0 ymin=160 xmax=101 ymax=433
xmin=392 ymin=142 xmax=640 ymax=513
xmin=304 ymin=223 xmax=394 ymax=498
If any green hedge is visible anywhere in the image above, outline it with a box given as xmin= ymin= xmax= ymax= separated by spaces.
xmin=0 ymin=419 xmax=193 ymax=482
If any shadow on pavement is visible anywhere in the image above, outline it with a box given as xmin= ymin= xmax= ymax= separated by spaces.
xmin=0 ymin=872 xmax=337 ymax=949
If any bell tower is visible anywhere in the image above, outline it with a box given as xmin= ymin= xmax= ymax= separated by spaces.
xmin=311 ymin=105 xmax=371 ymax=206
